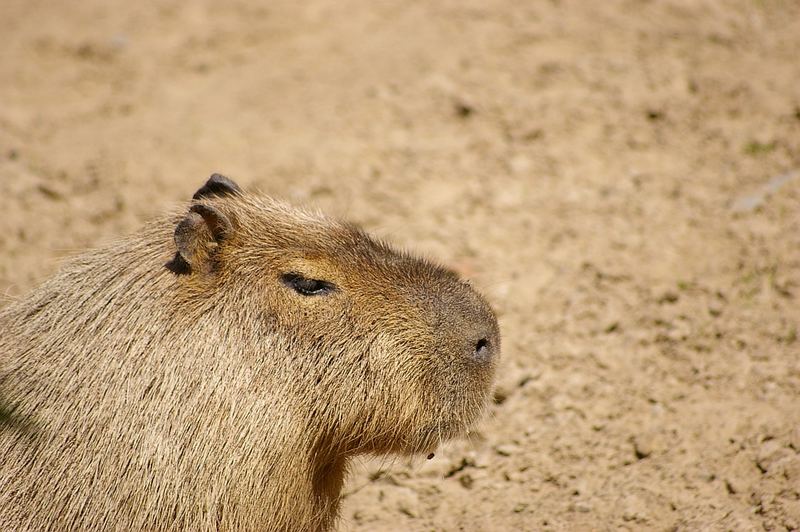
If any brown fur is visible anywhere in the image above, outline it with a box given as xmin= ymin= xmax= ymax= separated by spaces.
xmin=0 ymin=176 xmax=499 ymax=531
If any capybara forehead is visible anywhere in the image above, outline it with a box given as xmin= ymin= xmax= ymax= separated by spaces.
xmin=221 ymin=194 xmax=462 ymax=284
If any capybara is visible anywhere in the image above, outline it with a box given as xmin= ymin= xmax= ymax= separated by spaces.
xmin=0 ymin=174 xmax=499 ymax=531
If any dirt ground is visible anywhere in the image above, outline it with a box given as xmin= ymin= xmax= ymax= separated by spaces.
xmin=2 ymin=0 xmax=799 ymax=530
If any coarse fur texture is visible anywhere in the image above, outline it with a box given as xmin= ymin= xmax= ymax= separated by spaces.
xmin=0 ymin=176 xmax=499 ymax=531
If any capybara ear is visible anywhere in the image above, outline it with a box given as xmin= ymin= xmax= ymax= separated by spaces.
xmin=192 ymin=173 xmax=242 ymax=200
xmin=167 ymin=204 xmax=234 ymax=275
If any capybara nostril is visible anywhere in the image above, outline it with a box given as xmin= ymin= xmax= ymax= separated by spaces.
xmin=474 ymin=337 xmax=491 ymax=361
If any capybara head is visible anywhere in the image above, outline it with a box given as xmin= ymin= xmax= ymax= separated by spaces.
xmin=169 ymin=175 xmax=500 ymax=456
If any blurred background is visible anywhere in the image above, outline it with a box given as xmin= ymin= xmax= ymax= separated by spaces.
xmin=2 ymin=0 xmax=799 ymax=529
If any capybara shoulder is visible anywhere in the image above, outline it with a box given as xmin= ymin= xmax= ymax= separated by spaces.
xmin=0 ymin=174 xmax=499 ymax=531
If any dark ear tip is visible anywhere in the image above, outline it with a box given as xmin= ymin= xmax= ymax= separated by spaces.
xmin=192 ymin=173 xmax=243 ymax=200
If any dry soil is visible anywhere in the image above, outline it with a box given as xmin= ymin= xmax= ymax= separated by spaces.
xmin=1 ymin=0 xmax=799 ymax=530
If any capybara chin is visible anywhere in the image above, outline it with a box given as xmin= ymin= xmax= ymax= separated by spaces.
xmin=0 ymin=174 xmax=500 ymax=531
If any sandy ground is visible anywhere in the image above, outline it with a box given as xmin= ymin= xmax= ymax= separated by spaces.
xmin=2 ymin=0 xmax=799 ymax=530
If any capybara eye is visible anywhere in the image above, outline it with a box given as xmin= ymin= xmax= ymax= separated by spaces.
xmin=281 ymin=273 xmax=336 ymax=296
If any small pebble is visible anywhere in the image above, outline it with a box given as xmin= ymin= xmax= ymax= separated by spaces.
xmin=495 ymin=444 xmax=519 ymax=457
xmin=632 ymin=435 xmax=656 ymax=459
xmin=789 ymin=427 xmax=800 ymax=452
xmin=756 ymin=439 xmax=790 ymax=473
xmin=571 ymin=501 xmax=592 ymax=513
